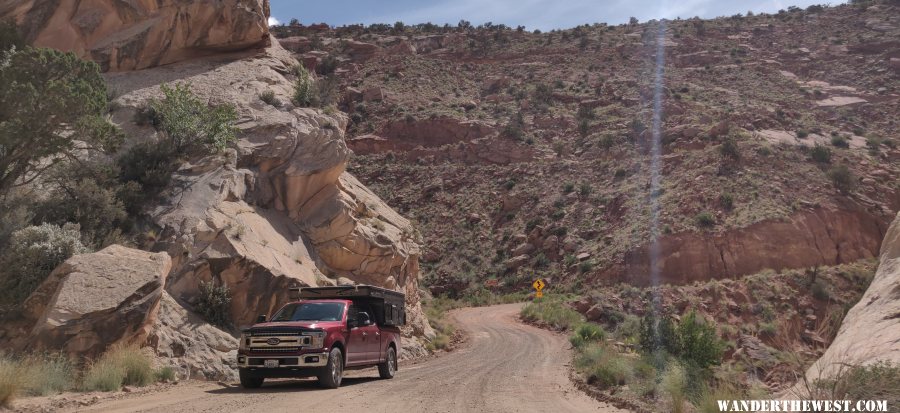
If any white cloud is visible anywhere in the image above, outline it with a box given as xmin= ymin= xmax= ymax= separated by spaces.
xmin=268 ymin=16 xmax=281 ymax=26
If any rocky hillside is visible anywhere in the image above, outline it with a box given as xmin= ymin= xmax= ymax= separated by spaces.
xmin=0 ymin=0 xmax=432 ymax=381
xmin=272 ymin=2 xmax=899 ymax=295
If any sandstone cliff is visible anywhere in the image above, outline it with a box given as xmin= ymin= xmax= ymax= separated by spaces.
xmin=0 ymin=0 xmax=271 ymax=71
xmin=802 ymin=211 xmax=900 ymax=380
xmin=607 ymin=205 xmax=888 ymax=286
xmin=4 ymin=1 xmax=433 ymax=377
xmin=104 ymin=42 xmax=432 ymax=361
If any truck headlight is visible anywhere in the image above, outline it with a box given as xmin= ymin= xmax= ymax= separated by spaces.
xmin=303 ymin=331 xmax=326 ymax=348
xmin=239 ymin=333 xmax=251 ymax=350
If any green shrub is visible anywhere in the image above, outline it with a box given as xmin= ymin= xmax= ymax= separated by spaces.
xmin=150 ymin=83 xmax=238 ymax=155
xmin=719 ymin=137 xmax=741 ymax=161
xmin=639 ymin=312 xmax=679 ymax=354
xmin=0 ymin=47 xmax=122 ymax=193
xmin=718 ymin=193 xmax=734 ymax=210
xmin=579 ymin=183 xmax=592 ymax=196
xmin=758 ymin=322 xmax=777 ymax=336
xmin=810 ymin=145 xmax=832 ymax=163
xmin=426 ymin=334 xmax=450 ymax=351
xmin=579 ymin=260 xmax=593 ymax=273
xmin=615 ymin=314 xmax=642 ymax=344
xmin=574 ymin=343 xmax=632 ymax=389
xmin=866 ymin=136 xmax=882 ymax=154
xmin=827 ymin=165 xmax=855 ymax=193
xmin=695 ymin=211 xmax=716 ymax=227
xmin=82 ymin=345 xmax=155 ymax=392
xmin=520 ymin=300 xmax=583 ymax=330
xmin=259 ymin=89 xmax=281 ymax=107
xmin=678 ymin=311 xmax=725 ymax=369
xmin=811 ymin=279 xmax=830 ymax=300
xmin=195 ymin=281 xmax=232 ymax=328
xmin=532 ymin=83 xmax=554 ymax=105
xmin=639 ymin=311 xmax=724 ymax=369
xmin=117 ymin=142 xmax=179 ymax=204
xmin=533 ymin=252 xmax=550 ymax=267
xmin=155 ymin=366 xmax=176 ymax=383
xmin=32 ymin=168 xmax=129 ymax=248
xmin=562 ymin=183 xmax=575 ymax=194
xmin=578 ymin=118 xmax=590 ymax=138
xmin=570 ymin=323 xmax=606 ymax=348
xmin=293 ymin=64 xmax=315 ymax=107
xmin=831 ymin=135 xmax=849 ymax=148
xmin=0 ymin=223 xmax=88 ymax=305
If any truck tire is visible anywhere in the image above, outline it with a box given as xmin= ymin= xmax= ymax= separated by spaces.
xmin=378 ymin=346 xmax=397 ymax=379
xmin=239 ymin=369 xmax=264 ymax=389
xmin=317 ymin=347 xmax=343 ymax=389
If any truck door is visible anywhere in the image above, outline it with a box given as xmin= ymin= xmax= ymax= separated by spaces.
xmin=346 ymin=305 xmax=368 ymax=366
xmin=356 ymin=306 xmax=381 ymax=364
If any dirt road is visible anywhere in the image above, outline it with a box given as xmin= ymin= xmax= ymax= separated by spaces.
xmin=67 ymin=304 xmax=626 ymax=412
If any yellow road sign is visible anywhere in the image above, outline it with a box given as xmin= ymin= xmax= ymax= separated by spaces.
xmin=532 ymin=279 xmax=545 ymax=291
xmin=535 ymin=291 xmax=543 ymax=299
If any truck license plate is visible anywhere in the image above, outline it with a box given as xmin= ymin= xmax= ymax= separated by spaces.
xmin=264 ymin=360 xmax=279 ymax=368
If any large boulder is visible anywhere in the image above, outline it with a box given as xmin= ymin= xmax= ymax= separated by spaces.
xmin=21 ymin=245 xmax=171 ymax=357
xmin=1 ymin=0 xmax=271 ymax=71
xmin=802 ymin=212 xmax=900 ymax=380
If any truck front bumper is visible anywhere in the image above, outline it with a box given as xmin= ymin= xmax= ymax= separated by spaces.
xmin=237 ymin=351 xmax=329 ymax=369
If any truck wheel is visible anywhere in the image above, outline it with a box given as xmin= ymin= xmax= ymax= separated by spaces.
xmin=318 ymin=347 xmax=343 ymax=389
xmin=378 ymin=346 xmax=397 ymax=379
xmin=239 ymin=370 xmax=264 ymax=389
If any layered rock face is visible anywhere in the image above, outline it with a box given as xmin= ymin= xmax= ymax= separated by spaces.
xmin=105 ymin=43 xmax=432 ymax=356
xmin=21 ymin=245 xmax=171 ymax=357
xmin=802 ymin=211 xmax=900 ymax=380
xmin=0 ymin=0 xmax=270 ymax=71
xmin=604 ymin=205 xmax=887 ymax=286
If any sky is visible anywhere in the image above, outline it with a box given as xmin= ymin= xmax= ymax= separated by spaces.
xmin=268 ymin=0 xmax=843 ymax=31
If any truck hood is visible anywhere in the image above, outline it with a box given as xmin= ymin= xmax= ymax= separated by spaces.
xmin=249 ymin=320 xmax=344 ymax=330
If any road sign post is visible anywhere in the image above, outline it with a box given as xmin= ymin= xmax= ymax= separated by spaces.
xmin=532 ymin=279 xmax=545 ymax=299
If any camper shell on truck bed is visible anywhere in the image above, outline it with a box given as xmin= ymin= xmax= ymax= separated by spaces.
xmin=289 ymin=285 xmax=406 ymax=326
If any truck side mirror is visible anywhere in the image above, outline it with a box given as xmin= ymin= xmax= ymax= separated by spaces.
xmin=358 ymin=312 xmax=372 ymax=326
xmin=256 ymin=314 xmax=267 ymax=323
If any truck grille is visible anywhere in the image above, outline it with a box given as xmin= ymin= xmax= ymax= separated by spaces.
xmin=249 ymin=347 xmax=301 ymax=353
xmin=248 ymin=329 xmax=305 ymax=337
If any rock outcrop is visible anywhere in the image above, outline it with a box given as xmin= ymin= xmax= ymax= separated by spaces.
xmin=148 ymin=292 xmax=239 ymax=381
xmin=802 ymin=211 xmax=900 ymax=381
xmin=105 ymin=42 xmax=432 ymax=353
xmin=21 ymin=245 xmax=171 ymax=357
xmin=1 ymin=0 xmax=271 ymax=71
xmin=605 ymin=205 xmax=888 ymax=286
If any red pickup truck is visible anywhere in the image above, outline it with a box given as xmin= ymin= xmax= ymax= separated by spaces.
xmin=236 ymin=285 xmax=404 ymax=389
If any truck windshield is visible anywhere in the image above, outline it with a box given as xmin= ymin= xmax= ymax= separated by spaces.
xmin=271 ymin=302 xmax=345 ymax=322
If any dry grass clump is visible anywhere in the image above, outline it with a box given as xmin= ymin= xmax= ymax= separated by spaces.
xmin=82 ymin=345 xmax=155 ymax=392
xmin=0 ymin=353 xmax=75 ymax=407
